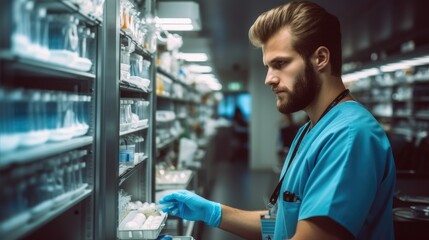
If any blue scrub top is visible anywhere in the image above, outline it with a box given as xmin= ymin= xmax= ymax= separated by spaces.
xmin=274 ymin=101 xmax=396 ymax=240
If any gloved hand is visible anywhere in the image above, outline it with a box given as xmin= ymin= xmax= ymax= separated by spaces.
xmin=159 ymin=190 xmax=222 ymax=227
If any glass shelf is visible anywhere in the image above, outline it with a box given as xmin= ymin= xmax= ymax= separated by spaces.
xmin=120 ymin=30 xmax=153 ymax=60
xmin=120 ymin=121 xmax=149 ymax=136
xmin=156 ymin=95 xmax=194 ymax=104
xmin=0 ymin=136 xmax=93 ymax=169
xmin=37 ymin=0 xmax=102 ymax=26
xmin=119 ymin=156 xmax=148 ymax=186
xmin=0 ymin=53 xmax=96 ymax=80
xmin=120 ymin=82 xmax=151 ymax=94
xmin=156 ymin=68 xmax=193 ymax=90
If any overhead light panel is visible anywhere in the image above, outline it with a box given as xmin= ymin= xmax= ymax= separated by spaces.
xmin=228 ymin=82 xmax=242 ymax=91
xmin=208 ymin=82 xmax=222 ymax=91
xmin=195 ymin=74 xmax=217 ymax=80
xmin=179 ymin=53 xmax=208 ymax=62
xmin=187 ymin=65 xmax=213 ymax=73
xmin=342 ymin=68 xmax=379 ymax=83
xmin=158 ymin=18 xmax=193 ymax=24
xmin=157 ymin=1 xmax=201 ymax=31
xmin=380 ymin=55 xmax=429 ymax=72
xmin=161 ymin=24 xmax=194 ymax=31
xmin=194 ymin=74 xmax=222 ymax=91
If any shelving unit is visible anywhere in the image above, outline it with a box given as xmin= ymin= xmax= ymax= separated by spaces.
xmin=1 ymin=0 xmax=218 ymax=239
xmin=155 ymin=67 xmax=197 ymax=162
xmin=346 ymin=50 xmax=429 ymax=240
xmin=0 ymin=0 xmax=100 ymax=239
xmin=154 ymin=62 xmax=220 ymax=237
xmin=351 ymin=70 xmax=429 ymax=136
xmin=98 ymin=0 xmax=162 ymax=239
xmin=347 ymin=49 xmax=429 ymax=177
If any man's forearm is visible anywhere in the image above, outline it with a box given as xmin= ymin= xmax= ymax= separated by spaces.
xmin=218 ymin=205 xmax=267 ymax=240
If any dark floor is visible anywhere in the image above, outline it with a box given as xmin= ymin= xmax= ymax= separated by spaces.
xmin=197 ymin=158 xmax=278 ymax=240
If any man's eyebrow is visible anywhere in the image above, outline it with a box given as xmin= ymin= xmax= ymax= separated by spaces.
xmin=265 ymin=56 xmax=292 ymax=67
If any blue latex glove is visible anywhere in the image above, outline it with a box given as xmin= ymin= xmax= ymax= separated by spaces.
xmin=157 ymin=235 xmax=173 ymax=240
xmin=159 ymin=190 xmax=222 ymax=227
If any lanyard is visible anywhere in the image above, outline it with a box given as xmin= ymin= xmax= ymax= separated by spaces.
xmin=267 ymin=89 xmax=350 ymax=209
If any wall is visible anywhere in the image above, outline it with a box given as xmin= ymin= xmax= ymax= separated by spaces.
xmin=248 ymin=49 xmax=281 ymax=170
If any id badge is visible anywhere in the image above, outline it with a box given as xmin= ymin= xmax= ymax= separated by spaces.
xmin=260 ymin=213 xmax=276 ymax=240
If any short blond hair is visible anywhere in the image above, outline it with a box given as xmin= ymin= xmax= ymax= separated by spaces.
xmin=249 ymin=1 xmax=342 ymax=77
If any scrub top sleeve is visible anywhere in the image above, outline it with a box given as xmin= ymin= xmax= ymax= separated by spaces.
xmin=299 ymin=123 xmax=382 ymax=237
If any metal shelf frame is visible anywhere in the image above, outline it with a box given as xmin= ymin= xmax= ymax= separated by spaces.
xmin=95 ymin=0 xmax=157 ymax=239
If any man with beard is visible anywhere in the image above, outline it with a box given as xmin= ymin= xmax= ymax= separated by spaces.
xmin=160 ymin=1 xmax=396 ymax=239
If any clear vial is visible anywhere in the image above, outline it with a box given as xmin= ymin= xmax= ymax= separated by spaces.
xmin=120 ymin=100 xmax=126 ymax=124
xmin=0 ymin=88 xmax=20 ymax=153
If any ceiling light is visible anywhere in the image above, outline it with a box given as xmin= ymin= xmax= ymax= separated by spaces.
xmin=228 ymin=82 xmax=242 ymax=91
xmin=208 ymin=82 xmax=222 ymax=91
xmin=161 ymin=24 xmax=194 ymax=31
xmin=179 ymin=53 xmax=208 ymax=62
xmin=157 ymin=1 xmax=201 ymax=31
xmin=158 ymin=18 xmax=192 ymax=24
xmin=379 ymin=55 xmax=429 ymax=72
xmin=380 ymin=63 xmax=409 ymax=72
xmin=194 ymin=75 xmax=222 ymax=91
xmin=195 ymin=74 xmax=216 ymax=80
xmin=342 ymin=68 xmax=379 ymax=83
xmin=187 ymin=65 xmax=213 ymax=73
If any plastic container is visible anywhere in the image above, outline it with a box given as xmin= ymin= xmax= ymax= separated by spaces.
xmin=121 ymin=63 xmax=131 ymax=81
xmin=162 ymin=76 xmax=172 ymax=96
xmin=0 ymin=88 xmax=20 ymax=153
xmin=119 ymin=137 xmax=135 ymax=166
xmin=130 ymin=55 xmax=143 ymax=77
xmin=133 ymin=100 xmax=150 ymax=121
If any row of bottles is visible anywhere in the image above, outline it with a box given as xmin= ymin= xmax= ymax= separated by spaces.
xmin=11 ymin=1 xmax=99 ymax=72
xmin=0 ymin=87 xmax=91 ymax=154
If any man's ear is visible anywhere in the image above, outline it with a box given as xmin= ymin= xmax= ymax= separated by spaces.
xmin=313 ymin=46 xmax=330 ymax=72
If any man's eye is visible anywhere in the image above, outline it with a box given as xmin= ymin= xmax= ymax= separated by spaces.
xmin=274 ymin=61 xmax=287 ymax=69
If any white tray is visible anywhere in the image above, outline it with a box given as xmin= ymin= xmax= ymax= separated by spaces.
xmin=117 ymin=211 xmax=167 ymax=239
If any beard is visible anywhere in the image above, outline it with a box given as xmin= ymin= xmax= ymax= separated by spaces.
xmin=277 ymin=60 xmax=321 ymax=114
